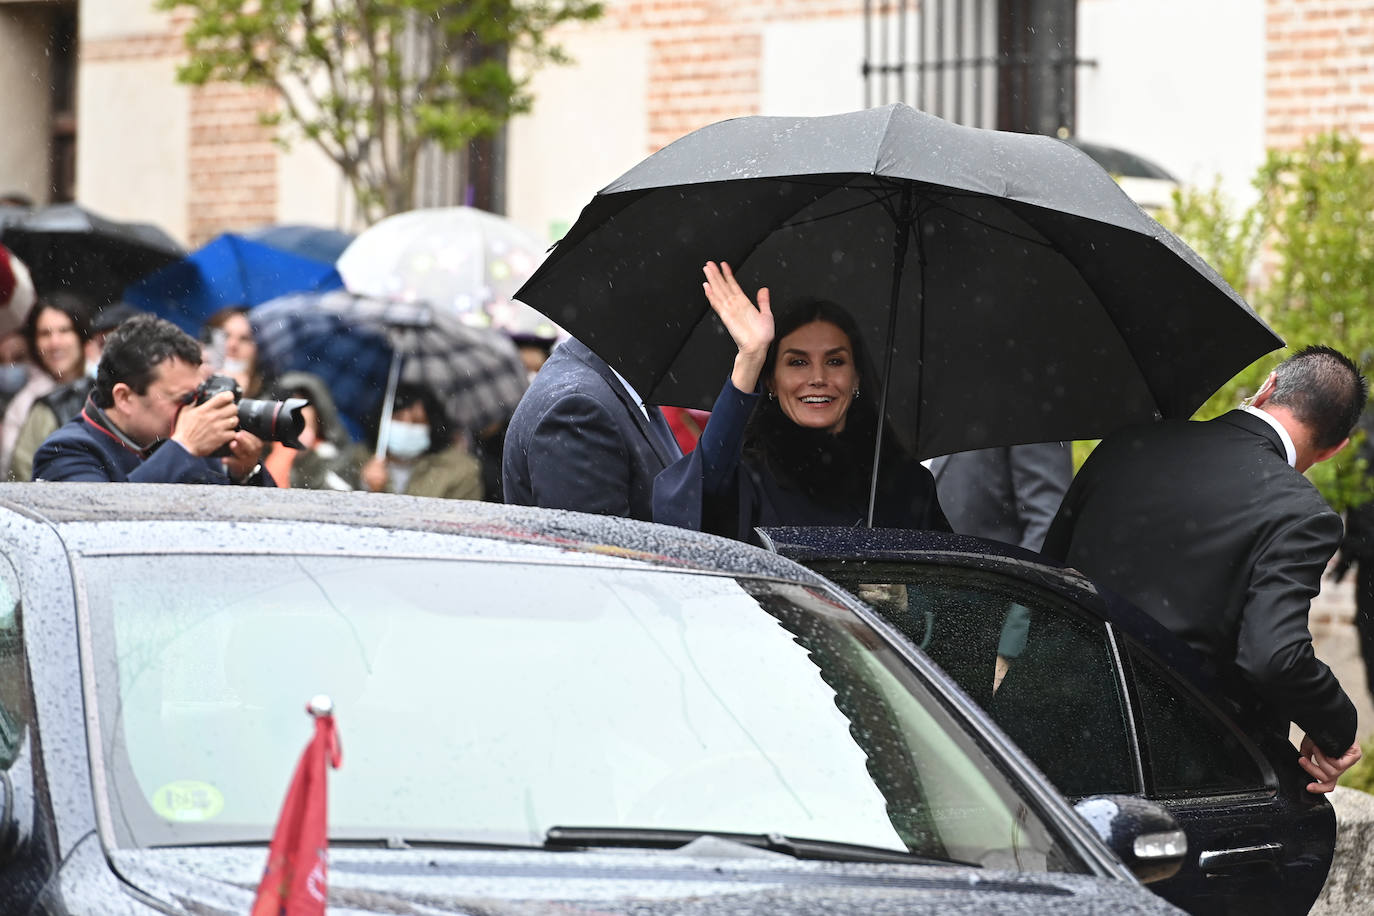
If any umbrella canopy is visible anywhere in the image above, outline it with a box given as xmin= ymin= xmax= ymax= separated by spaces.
xmin=515 ymin=104 xmax=1282 ymax=462
xmin=251 ymin=290 xmax=529 ymax=441
xmin=337 ymin=206 xmax=560 ymax=340
xmin=0 ymin=202 xmax=184 ymax=306
xmin=246 ymin=224 xmax=356 ymax=264
xmin=125 ymin=233 xmax=344 ymax=335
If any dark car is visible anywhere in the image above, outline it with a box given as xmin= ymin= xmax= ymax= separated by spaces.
xmin=759 ymin=525 xmax=1336 ymax=916
xmin=0 ymin=484 xmax=1187 ymax=914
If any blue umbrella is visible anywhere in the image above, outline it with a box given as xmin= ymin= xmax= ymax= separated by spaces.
xmin=125 ymin=233 xmax=343 ymax=335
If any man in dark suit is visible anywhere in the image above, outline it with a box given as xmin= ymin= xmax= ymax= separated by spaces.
xmin=503 ymin=337 xmax=682 ymax=520
xmin=1043 ymin=345 xmax=1366 ymax=793
xmin=930 ymin=442 xmax=1072 ymax=554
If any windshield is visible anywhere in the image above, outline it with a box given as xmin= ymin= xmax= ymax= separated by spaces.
xmin=82 ymin=553 xmax=1079 ymax=873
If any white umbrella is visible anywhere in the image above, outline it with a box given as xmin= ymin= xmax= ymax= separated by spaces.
xmin=337 ymin=206 xmax=561 ymax=341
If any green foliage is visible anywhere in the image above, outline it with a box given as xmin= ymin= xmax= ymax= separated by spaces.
xmin=1337 ymin=737 xmax=1374 ymax=794
xmin=157 ymin=0 xmax=603 ymax=221
xmin=1154 ymin=133 xmax=1374 ymax=511
xmin=1158 ymin=178 xmax=1273 ymax=424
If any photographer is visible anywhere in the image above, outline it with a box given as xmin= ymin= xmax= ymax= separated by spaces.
xmin=32 ymin=315 xmax=276 ymax=485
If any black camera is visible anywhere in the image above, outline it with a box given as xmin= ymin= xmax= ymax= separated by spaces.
xmin=189 ymin=375 xmax=310 ymax=454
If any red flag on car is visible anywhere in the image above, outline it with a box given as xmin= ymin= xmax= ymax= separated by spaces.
xmin=251 ymin=697 xmax=342 ymax=916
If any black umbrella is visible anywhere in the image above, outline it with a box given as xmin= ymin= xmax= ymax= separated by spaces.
xmin=515 ymin=104 xmax=1281 ymax=478
xmin=0 ymin=203 xmax=185 ymax=306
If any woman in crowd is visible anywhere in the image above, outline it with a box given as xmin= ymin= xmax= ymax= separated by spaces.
xmin=654 ymin=261 xmax=949 ymax=541
xmin=344 ymin=382 xmax=484 ymax=500
xmin=201 ymin=306 xmax=265 ymax=397
xmin=0 ymin=293 xmax=91 ymax=477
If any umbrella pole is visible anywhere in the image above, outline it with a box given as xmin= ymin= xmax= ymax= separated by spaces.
xmin=867 ymin=189 xmax=915 ymax=527
xmin=375 ymin=352 xmax=403 ymax=460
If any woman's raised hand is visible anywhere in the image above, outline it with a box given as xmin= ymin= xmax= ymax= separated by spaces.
xmin=703 ymin=262 xmax=773 ymax=393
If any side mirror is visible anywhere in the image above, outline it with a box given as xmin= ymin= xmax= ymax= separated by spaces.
xmin=1074 ymin=794 xmax=1187 ymax=883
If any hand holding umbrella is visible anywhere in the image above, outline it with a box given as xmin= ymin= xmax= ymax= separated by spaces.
xmin=702 ymin=261 xmax=773 ymax=394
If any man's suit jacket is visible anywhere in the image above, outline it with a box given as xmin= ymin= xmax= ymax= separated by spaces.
xmin=34 ymin=408 xmax=274 ymax=486
xmin=1042 ymin=409 xmax=1356 ymax=755
xmin=502 ymin=338 xmax=682 ymax=521
xmin=930 ymin=443 xmax=1071 ymax=552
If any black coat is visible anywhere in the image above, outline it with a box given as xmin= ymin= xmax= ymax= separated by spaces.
xmin=1043 ymin=409 xmax=1356 ymax=755
xmin=654 ymin=381 xmax=949 ymax=544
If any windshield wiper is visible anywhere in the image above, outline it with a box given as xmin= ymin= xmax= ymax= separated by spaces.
xmin=148 ymin=837 xmax=544 ymax=852
xmin=544 ymin=826 xmax=971 ymax=866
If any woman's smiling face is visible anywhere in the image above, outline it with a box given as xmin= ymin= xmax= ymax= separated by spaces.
xmin=35 ymin=306 xmax=82 ymax=381
xmin=768 ymin=319 xmax=858 ymax=435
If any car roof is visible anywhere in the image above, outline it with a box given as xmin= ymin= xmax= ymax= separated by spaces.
xmin=0 ymin=483 xmax=817 ymax=582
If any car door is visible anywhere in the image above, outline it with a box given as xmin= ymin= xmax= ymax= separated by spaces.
xmin=1121 ymin=641 xmax=1331 ymax=916
xmin=0 ymin=549 xmax=52 ymax=902
xmin=818 ymin=557 xmax=1324 ymax=916
xmin=818 ymin=560 xmax=1141 ymax=799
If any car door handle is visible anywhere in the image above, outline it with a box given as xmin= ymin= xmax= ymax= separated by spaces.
xmin=1198 ymin=842 xmax=1282 ymax=874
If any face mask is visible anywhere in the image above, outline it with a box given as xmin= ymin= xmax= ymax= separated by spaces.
xmin=0 ymin=365 xmax=25 ymax=395
xmin=221 ymin=357 xmax=250 ymax=377
xmin=85 ymin=358 xmax=99 ymax=381
xmin=385 ymin=420 xmax=431 ymax=459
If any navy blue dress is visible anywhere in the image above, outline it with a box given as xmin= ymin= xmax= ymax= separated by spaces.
xmin=653 ymin=381 xmax=950 ymax=542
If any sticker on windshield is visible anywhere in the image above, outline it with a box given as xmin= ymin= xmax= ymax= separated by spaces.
xmin=151 ymin=780 xmax=225 ymax=822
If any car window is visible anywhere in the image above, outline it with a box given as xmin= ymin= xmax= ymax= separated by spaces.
xmin=1123 ymin=642 xmax=1269 ymax=796
xmin=0 ymin=553 xmax=27 ymax=769
xmin=815 ymin=561 xmax=1136 ymax=798
xmin=79 ymin=552 xmax=1080 ymax=874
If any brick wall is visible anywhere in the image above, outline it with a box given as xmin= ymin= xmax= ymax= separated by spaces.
xmin=1267 ymin=0 xmax=1374 ymax=150
xmin=597 ymin=0 xmax=863 ymax=152
xmin=186 ymin=82 xmax=278 ymax=245
xmin=77 ymin=0 xmax=871 ymax=239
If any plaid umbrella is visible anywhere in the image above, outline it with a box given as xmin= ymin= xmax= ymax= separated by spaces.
xmin=251 ymin=290 xmax=528 ymax=443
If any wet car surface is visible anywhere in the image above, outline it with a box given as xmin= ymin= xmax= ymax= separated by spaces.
xmin=759 ymin=525 xmax=1335 ymax=916
xmin=0 ymin=484 xmax=1182 ymax=914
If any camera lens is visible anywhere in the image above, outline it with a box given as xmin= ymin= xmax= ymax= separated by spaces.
xmin=237 ymin=397 xmax=310 ymax=449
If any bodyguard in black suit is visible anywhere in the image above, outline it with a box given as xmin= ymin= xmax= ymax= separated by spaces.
xmin=1043 ymin=345 xmax=1367 ymax=793
xmin=502 ymin=337 xmax=682 ymax=521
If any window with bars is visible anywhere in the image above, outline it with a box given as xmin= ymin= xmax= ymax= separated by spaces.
xmin=402 ymin=16 xmax=507 ymax=213
xmin=862 ymin=0 xmax=1085 ymax=137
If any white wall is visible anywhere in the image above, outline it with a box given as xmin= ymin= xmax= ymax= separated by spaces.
xmin=76 ymin=0 xmax=190 ymax=241
xmin=761 ymin=15 xmax=869 ymax=117
xmin=507 ymin=30 xmax=650 ymax=243
xmin=1077 ymin=0 xmax=1266 ymax=208
xmin=82 ymin=0 xmax=169 ymax=39
xmin=76 ymin=58 xmax=190 ymax=243
xmin=0 ymin=7 xmax=56 ymax=203
xmin=276 ymin=137 xmax=358 ymax=232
